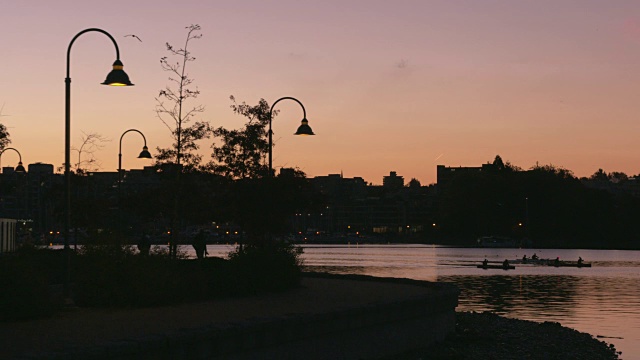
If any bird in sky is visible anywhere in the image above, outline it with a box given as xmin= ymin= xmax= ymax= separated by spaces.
xmin=124 ymin=34 xmax=142 ymax=42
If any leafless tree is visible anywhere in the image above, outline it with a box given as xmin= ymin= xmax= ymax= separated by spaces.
xmin=70 ymin=132 xmax=110 ymax=174
xmin=155 ymin=24 xmax=210 ymax=171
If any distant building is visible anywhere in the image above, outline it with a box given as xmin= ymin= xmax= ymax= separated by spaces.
xmin=312 ymin=173 xmax=367 ymax=196
xmin=28 ymin=163 xmax=54 ymax=175
xmin=383 ymin=171 xmax=404 ymax=189
xmin=305 ymin=172 xmax=437 ymax=239
xmin=436 ymin=164 xmax=494 ymax=189
xmin=0 ymin=162 xmax=60 ymax=236
xmin=279 ymin=168 xmax=298 ymax=177
xmin=309 ymin=174 xmax=367 ymax=234
xmin=25 ymin=163 xmax=58 ymax=235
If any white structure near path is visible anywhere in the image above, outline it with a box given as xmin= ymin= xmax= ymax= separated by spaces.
xmin=0 ymin=218 xmax=16 ymax=254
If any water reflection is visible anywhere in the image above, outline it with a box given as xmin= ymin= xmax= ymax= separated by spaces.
xmin=439 ymin=275 xmax=581 ymax=318
xmin=296 ymin=245 xmax=640 ymax=358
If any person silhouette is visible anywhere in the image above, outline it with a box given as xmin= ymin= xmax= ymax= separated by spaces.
xmin=192 ymin=230 xmax=208 ymax=260
xmin=137 ymin=232 xmax=151 ymax=256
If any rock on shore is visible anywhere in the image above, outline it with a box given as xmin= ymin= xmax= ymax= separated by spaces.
xmin=392 ymin=311 xmax=621 ymax=360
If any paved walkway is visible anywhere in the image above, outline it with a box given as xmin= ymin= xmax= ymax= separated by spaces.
xmin=1 ymin=275 xmax=448 ymax=359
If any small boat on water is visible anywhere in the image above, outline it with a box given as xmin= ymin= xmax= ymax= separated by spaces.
xmin=511 ymin=256 xmax=592 ymax=267
xmin=510 ymin=258 xmax=553 ymax=265
xmin=547 ymin=261 xmax=592 ymax=268
xmin=477 ymin=264 xmax=516 ymax=270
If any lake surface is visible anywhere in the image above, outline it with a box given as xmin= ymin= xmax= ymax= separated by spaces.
xmin=200 ymin=244 xmax=639 ymax=359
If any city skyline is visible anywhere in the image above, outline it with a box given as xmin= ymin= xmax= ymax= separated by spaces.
xmin=2 ymin=1 xmax=640 ymax=185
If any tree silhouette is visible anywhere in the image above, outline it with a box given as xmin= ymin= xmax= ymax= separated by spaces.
xmin=154 ymin=24 xmax=211 ymax=258
xmin=436 ymin=155 xmax=640 ymax=248
xmin=609 ymin=171 xmax=628 ymax=183
xmin=155 ymin=24 xmax=211 ymax=172
xmin=492 ymin=155 xmax=506 ymax=171
xmin=590 ymin=168 xmax=609 ymax=181
xmin=408 ymin=178 xmax=421 ymax=188
xmin=0 ymin=105 xmax=10 ymax=150
xmin=208 ymin=96 xmax=273 ymax=179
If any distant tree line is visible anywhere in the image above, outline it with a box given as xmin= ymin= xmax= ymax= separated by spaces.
xmin=436 ymin=155 xmax=640 ymax=249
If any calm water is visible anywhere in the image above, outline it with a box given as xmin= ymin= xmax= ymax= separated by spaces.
xmin=199 ymin=244 xmax=639 ymax=359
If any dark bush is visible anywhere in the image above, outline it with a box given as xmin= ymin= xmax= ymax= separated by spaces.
xmin=0 ymin=247 xmax=58 ymax=321
xmin=226 ymin=242 xmax=303 ymax=295
xmin=1 ymin=242 xmax=303 ymax=319
xmin=73 ymin=245 xmax=193 ymax=307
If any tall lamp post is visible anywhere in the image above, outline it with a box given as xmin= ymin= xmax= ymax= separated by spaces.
xmin=118 ymin=129 xmax=152 ymax=185
xmin=0 ymin=147 xmax=26 ymax=222
xmin=64 ymin=28 xmax=134 ymax=299
xmin=268 ymin=97 xmax=314 ymax=177
xmin=117 ymin=129 xmax=151 ymax=232
xmin=0 ymin=147 xmax=26 ymax=173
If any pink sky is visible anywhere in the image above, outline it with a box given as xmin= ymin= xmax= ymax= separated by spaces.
xmin=2 ymin=0 xmax=640 ymax=184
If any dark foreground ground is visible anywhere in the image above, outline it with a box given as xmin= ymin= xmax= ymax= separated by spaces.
xmin=0 ymin=272 xmax=622 ymax=359
xmin=391 ymin=311 xmax=621 ymax=360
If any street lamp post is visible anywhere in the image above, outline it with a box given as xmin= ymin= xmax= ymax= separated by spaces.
xmin=0 ymin=147 xmax=26 ymax=173
xmin=268 ymin=97 xmax=314 ymax=177
xmin=64 ymin=28 xmax=134 ymax=299
xmin=118 ymin=129 xmax=152 ymax=186
xmin=0 ymin=147 xmax=26 ymax=221
xmin=117 ymin=129 xmax=151 ymax=232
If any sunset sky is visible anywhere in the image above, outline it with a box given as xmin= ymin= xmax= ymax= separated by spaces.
xmin=2 ymin=0 xmax=640 ymax=184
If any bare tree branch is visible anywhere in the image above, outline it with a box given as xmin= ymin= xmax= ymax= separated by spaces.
xmin=71 ymin=131 xmax=111 ymax=174
xmin=154 ymin=24 xmax=210 ymax=171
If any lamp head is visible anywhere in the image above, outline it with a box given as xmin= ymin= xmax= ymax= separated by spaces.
xmin=14 ymin=162 xmax=26 ymax=173
xmin=102 ymin=60 xmax=134 ymax=86
xmin=138 ymin=146 xmax=152 ymax=159
xmin=294 ymin=118 xmax=315 ymax=136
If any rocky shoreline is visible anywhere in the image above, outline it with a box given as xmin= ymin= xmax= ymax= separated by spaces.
xmin=391 ymin=311 xmax=621 ymax=360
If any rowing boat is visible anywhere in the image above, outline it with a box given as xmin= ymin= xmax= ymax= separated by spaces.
xmin=547 ymin=262 xmax=592 ymax=268
xmin=477 ymin=264 xmax=516 ymax=270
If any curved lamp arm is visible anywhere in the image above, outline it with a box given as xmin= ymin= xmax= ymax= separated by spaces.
xmin=0 ymin=147 xmax=23 ymax=162
xmin=67 ymin=28 xmax=121 ymax=78
xmin=269 ymin=96 xmax=307 ymax=122
xmin=0 ymin=147 xmax=23 ymax=170
xmin=118 ymin=129 xmax=150 ymax=183
xmin=268 ymin=97 xmax=308 ymax=176
xmin=119 ymin=129 xmax=148 ymax=154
